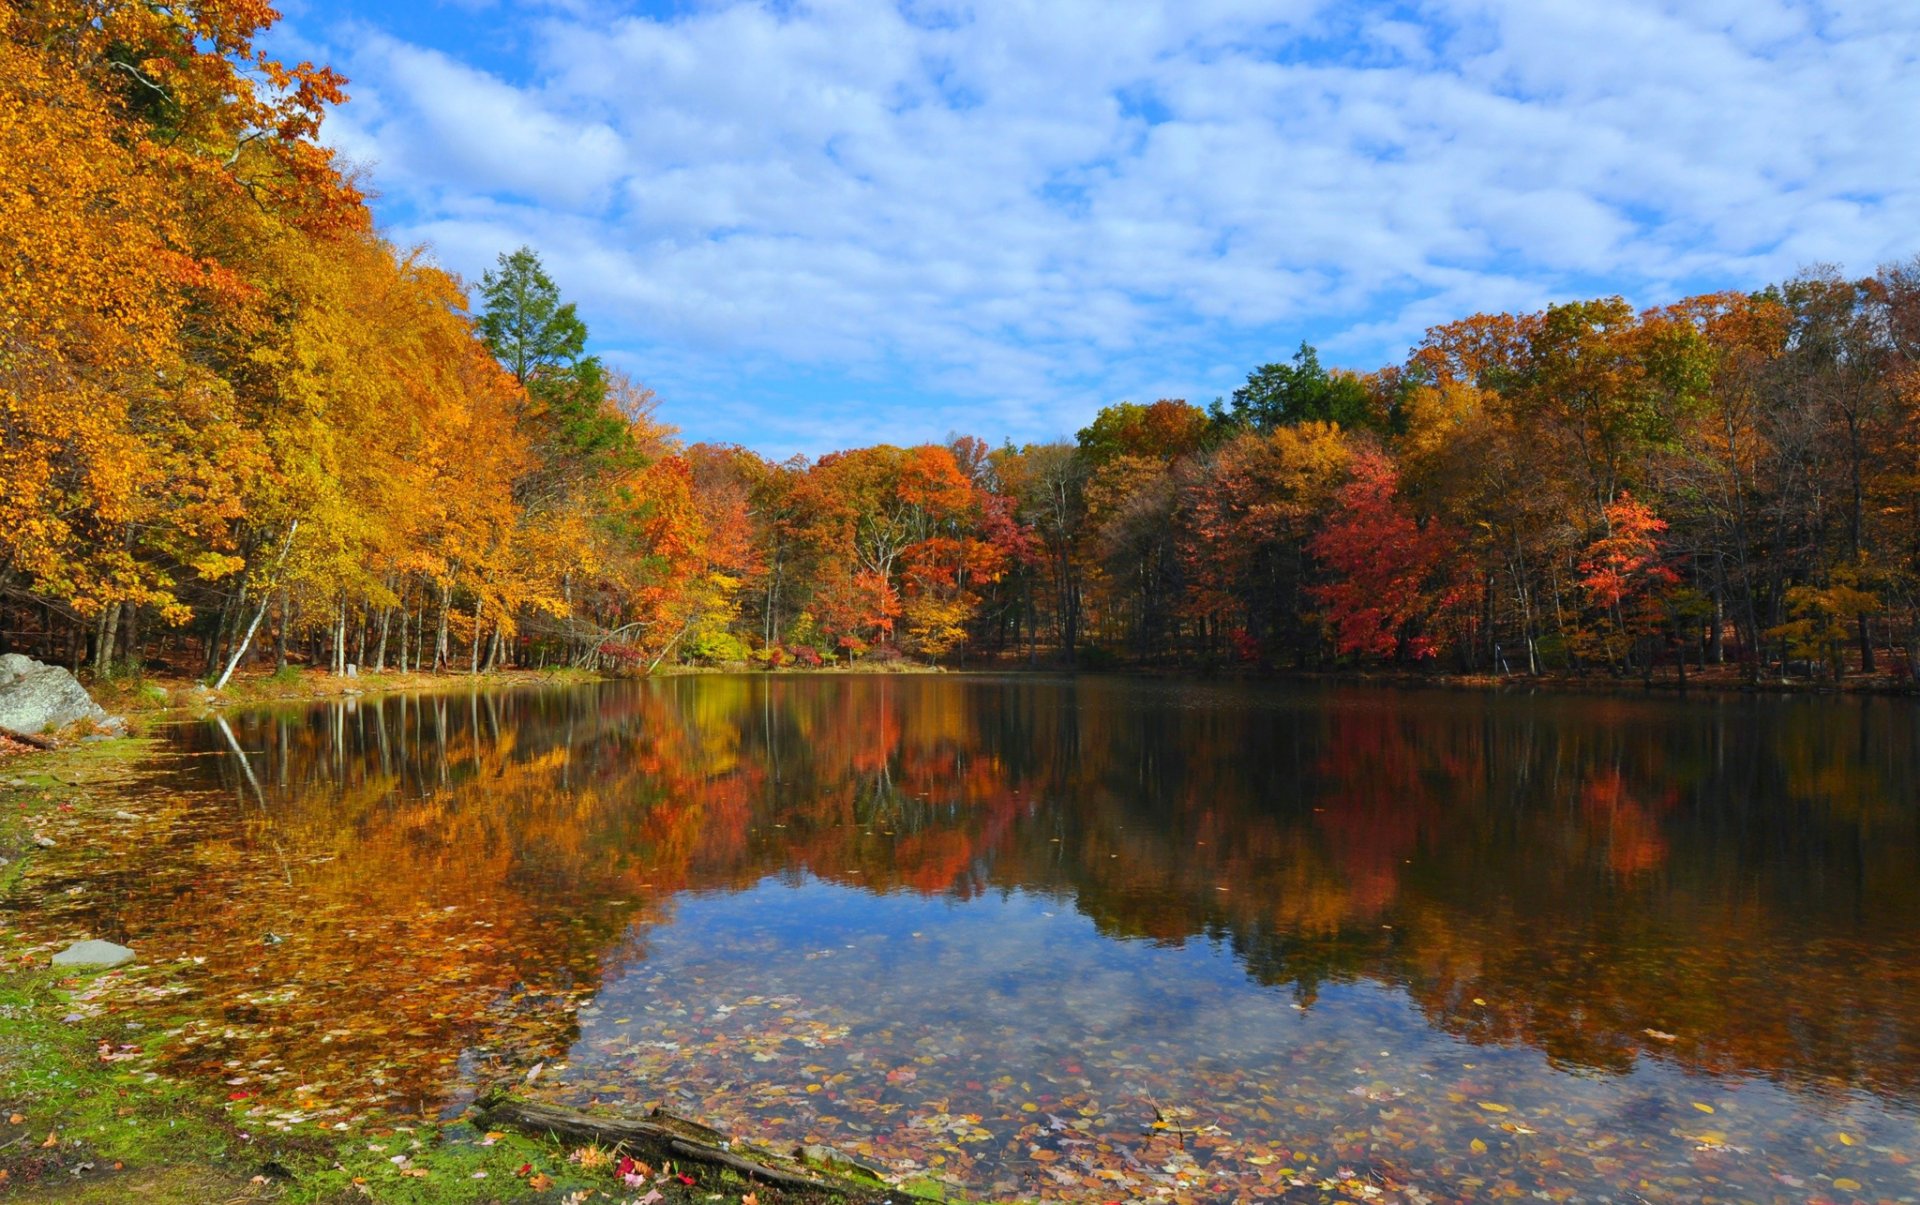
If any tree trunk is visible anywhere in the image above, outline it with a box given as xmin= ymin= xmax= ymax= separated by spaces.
xmin=97 ymin=601 xmax=122 ymax=674
xmin=205 ymin=588 xmax=238 ymax=678
xmin=215 ymin=589 xmax=275 ymax=690
xmin=399 ymin=596 xmax=413 ymax=673
xmin=434 ymin=582 xmax=451 ymax=673
xmin=470 ymin=597 xmax=484 ymax=675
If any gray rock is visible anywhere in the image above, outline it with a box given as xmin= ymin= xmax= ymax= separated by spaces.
xmin=51 ymin=940 xmax=135 ymax=968
xmin=0 ymin=655 xmax=113 ymax=735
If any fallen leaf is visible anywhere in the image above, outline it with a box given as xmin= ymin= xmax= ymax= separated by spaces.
xmin=1477 ymin=1102 xmax=1510 ymax=1113
xmin=528 ymin=1172 xmax=553 ymax=1190
xmin=40 ymin=1131 xmax=58 ymax=1149
xmin=1691 ymin=1102 xmax=1714 ymax=1113
xmin=1469 ymin=1138 xmax=1487 ymax=1154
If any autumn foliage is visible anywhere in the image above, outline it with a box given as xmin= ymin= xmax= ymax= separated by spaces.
xmin=7 ymin=1 xmax=1920 ymax=681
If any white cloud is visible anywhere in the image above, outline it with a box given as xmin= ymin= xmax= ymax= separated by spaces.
xmin=283 ymin=0 xmax=1920 ymax=455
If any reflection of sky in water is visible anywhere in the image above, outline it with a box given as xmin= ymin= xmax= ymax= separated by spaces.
xmin=27 ymin=678 xmax=1920 ymax=1203
xmin=561 ymin=877 xmax=1914 ymax=1202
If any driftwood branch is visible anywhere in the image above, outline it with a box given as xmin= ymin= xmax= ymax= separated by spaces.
xmin=474 ymin=1096 xmax=887 ymax=1197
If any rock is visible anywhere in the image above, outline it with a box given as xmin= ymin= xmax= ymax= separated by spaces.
xmin=113 ymin=810 xmax=140 ymax=822
xmin=0 ymin=655 xmax=113 ymax=735
xmin=33 ymin=835 xmax=55 ymax=848
xmin=51 ymin=940 xmax=135 ymax=968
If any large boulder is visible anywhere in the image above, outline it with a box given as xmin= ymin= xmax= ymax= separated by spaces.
xmin=0 ymin=655 xmax=114 ymax=735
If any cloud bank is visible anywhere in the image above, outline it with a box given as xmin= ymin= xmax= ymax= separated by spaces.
xmin=279 ymin=0 xmax=1920 ymax=456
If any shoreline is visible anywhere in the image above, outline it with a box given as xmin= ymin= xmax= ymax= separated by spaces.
xmin=57 ymin=658 xmax=1920 ymax=734
xmin=0 ymin=733 xmax=920 ymax=1204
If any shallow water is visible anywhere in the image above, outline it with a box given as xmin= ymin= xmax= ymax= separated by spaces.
xmin=22 ymin=676 xmax=1920 ymax=1201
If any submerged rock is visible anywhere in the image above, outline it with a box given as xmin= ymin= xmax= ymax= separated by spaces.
xmin=0 ymin=655 xmax=114 ymax=735
xmin=51 ymin=940 xmax=135 ymax=968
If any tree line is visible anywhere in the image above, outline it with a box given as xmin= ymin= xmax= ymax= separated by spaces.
xmin=5 ymin=1 xmax=1919 ymax=683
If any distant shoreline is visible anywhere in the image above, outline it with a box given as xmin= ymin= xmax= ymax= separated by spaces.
xmin=33 ymin=658 xmax=1914 ymax=743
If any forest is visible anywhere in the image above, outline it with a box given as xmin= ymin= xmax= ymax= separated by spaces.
xmin=7 ymin=0 xmax=1920 ymax=684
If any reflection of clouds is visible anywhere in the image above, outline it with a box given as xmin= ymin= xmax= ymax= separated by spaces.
xmin=113 ymin=678 xmax=1920 ymax=1135
xmin=556 ymin=878 xmax=1916 ymax=1202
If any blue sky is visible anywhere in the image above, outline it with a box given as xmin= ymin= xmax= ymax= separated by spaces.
xmin=267 ymin=0 xmax=1920 ymax=458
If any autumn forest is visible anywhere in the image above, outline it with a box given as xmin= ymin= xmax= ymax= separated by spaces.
xmin=10 ymin=1 xmax=1920 ymax=685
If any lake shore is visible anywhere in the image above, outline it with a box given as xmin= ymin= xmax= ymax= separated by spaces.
xmin=11 ymin=652 xmax=1908 ymax=749
xmin=0 ymin=736 xmax=927 ymax=1204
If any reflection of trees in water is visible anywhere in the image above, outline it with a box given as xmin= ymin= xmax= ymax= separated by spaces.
xmin=138 ymin=679 xmax=1920 ymax=1112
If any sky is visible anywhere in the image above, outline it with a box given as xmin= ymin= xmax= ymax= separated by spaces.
xmin=266 ymin=0 xmax=1920 ymax=459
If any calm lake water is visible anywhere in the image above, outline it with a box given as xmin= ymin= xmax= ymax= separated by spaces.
xmin=25 ymin=676 xmax=1920 ymax=1201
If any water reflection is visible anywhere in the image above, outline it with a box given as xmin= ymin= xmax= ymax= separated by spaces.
xmin=26 ymin=677 xmax=1920 ymax=1200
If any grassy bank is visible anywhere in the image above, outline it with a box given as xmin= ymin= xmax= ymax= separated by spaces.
xmin=0 ymin=737 xmax=916 ymax=1204
xmin=83 ymin=665 xmax=608 ymax=720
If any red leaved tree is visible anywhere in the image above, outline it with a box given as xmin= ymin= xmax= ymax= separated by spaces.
xmin=1309 ymin=451 xmax=1475 ymax=661
xmin=1576 ymin=492 xmax=1680 ymax=671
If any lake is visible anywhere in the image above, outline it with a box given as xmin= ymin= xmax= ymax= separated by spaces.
xmin=22 ymin=676 xmax=1920 ymax=1201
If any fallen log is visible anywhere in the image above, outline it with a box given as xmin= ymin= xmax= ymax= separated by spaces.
xmin=474 ymin=1095 xmax=889 ymax=1198
xmin=0 ymin=726 xmax=57 ymax=751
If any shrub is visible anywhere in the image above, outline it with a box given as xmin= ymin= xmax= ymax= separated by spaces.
xmin=689 ymin=630 xmax=750 ymax=665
